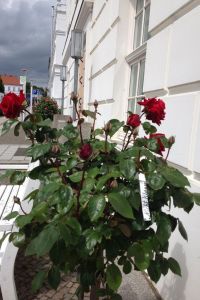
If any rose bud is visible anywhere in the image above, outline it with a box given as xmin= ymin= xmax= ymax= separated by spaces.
xmin=71 ymin=92 xmax=78 ymax=104
xmin=127 ymin=113 xmax=141 ymax=128
xmin=110 ymin=179 xmax=118 ymax=189
xmin=14 ymin=196 xmax=20 ymax=204
xmin=51 ymin=144 xmax=61 ymax=154
xmin=168 ymin=136 xmax=175 ymax=146
xmin=104 ymin=122 xmax=112 ymax=134
xmin=66 ymin=116 xmax=73 ymax=124
xmin=79 ymin=144 xmax=93 ymax=160
xmin=94 ymin=100 xmax=98 ymax=108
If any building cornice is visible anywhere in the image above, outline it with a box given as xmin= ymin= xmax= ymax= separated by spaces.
xmin=125 ymin=43 xmax=147 ymax=65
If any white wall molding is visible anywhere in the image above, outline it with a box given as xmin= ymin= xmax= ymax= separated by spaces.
xmin=168 ymin=81 xmax=200 ymax=95
xmin=125 ymin=43 xmax=147 ymax=65
xmin=149 ymin=0 xmax=200 ymax=38
xmin=88 ymin=98 xmax=114 ymax=106
xmin=91 ymin=1 xmax=107 ymax=28
xmin=89 ymin=58 xmax=117 ymax=80
xmin=90 ymin=16 xmax=120 ymax=55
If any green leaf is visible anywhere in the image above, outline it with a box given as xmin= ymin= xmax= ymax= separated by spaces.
xmin=160 ymin=258 xmax=169 ymax=275
xmin=88 ymin=194 xmax=106 ymax=222
xmin=193 ymin=193 xmax=200 ymax=206
xmin=27 ymin=143 xmax=52 ymax=160
xmin=66 ymin=218 xmax=82 ymax=236
xmin=10 ymin=171 xmax=26 ymax=185
xmin=127 ymin=243 xmax=150 ymax=270
xmin=87 ymin=167 xmax=101 ymax=178
xmin=16 ymin=214 xmax=33 ymax=228
xmin=106 ymin=264 xmax=122 ymax=291
xmin=147 ymin=173 xmax=165 ymax=190
xmin=56 ymin=186 xmax=73 ymax=214
xmin=108 ymin=119 xmax=124 ymax=138
xmin=25 ymin=225 xmax=59 ymax=256
xmin=96 ymin=172 xmax=121 ymax=191
xmin=178 ymin=220 xmax=188 ymax=241
xmin=48 ymin=266 xmax=61 ymax=290
xmin=62 ymin=124 xmax=78 ymax=139
xmin=31 ymin=271 xmax=46 ymax=293
xmin=119 ymin=159 xmax=136 ymax=180
xmin=82 ymin=178 xmax=95 ymax=192
xmin=168 ymin=257 xmax=181 ymax=276
xmin=82 ymin=110 xmax=96 ymax=119
xmin=0 ymin=119 xmax=18 ymax=136
xmin=14 ymin=122 xmax=21 ymax=136
xmin=32 ymin=202 xmax=48 ymax=217
xmin=11 ymin=232 xmax=26 ymax=247
xmin=142 ymin=122 xmax=157 ymax=134
xmin=147 ymin=261 xmax=161 ymax=283
xmin=173 ymin=188 xmax=194 ymax=211
xmin=66 ymin=158 xmax=77 ymax=170
xmin=69 ymin=171 xmax=83 ymax=183
xmin=84 ymin=229 xmax=102 ymax=251
xmin=123 ymin=261 xmax=132 ymax=274
xmin=37 ymin=118 xmax=52 ymax=127
xmin=59 ymin=224 xmax=71 ymax=245
xmin=161 ymin=166 xmax=190 ymax=187
xmin=108 ymin=192 xmax=134 ymax=219
xmin=156 ymin=215 xmax=172 ymax=246
xmin=4 ymin=211 xmax=19 ymax=220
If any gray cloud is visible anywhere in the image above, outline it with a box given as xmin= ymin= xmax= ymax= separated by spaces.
xmin=0 ymin=0 xmax=54 ymax=86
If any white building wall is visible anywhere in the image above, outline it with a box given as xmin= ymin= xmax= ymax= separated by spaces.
xmin=143 ymin=1 xmax=200 ymax=299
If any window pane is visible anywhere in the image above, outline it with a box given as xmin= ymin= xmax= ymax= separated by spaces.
xmin=133 ymin=12 xmax=143 ymax=49
xmin=143 ymin=4 xmax=150 ymax=43
xmin=128 ymin=99 xmax=136 ymax=112
xmin=136 ymin=0 xmax=144 ymax=13
xmin=129 ymin=64 xmax=138 ymax=97
xmin=137 ymin=59 xmax=145 ymax=96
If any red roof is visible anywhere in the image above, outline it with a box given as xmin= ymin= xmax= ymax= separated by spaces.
xmin=0 ymin=75 xmax=21 ymax=86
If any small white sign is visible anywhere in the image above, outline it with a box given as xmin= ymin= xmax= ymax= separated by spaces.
xmin=139 ymin=173 xmax=151 ymax=221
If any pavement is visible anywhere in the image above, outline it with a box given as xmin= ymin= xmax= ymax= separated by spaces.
xmin=0 ymin=116 xmax=160 ymax=300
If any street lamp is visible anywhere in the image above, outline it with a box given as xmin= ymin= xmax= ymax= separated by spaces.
xmin=70 ymin=29 xmax=84 ymax=120
xmin=60 ymin=65 xmax=67 ymax=114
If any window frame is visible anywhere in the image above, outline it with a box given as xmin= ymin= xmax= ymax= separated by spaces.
xmin=133 ymin=0 xmax=151 ymax=50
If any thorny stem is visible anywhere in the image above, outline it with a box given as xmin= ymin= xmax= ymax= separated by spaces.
xmin=91 ymin=107 xmax=98 ymax=139
xmin=76 ymin=168 xmax=86 ymax=216
xmin=49 ymin=158 xmax=67 ymax=185
xmin=122 ymin=131 xmax=128 ymax=150
xmin=74 ymin=100 xmax=84 ymax=145
xmin=165 ymin=147 xmax=171 ymax=162
xmin=123 ymin=131 xmax=133 ymax=151
xmin=23 ymin=108 xmax=32 ymax=116
xmin=105 ymin=133 xmax=108 ymax=153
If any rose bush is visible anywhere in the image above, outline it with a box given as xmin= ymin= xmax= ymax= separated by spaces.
xmin=33 ymin=96 xmax=60 ymax=120
xmin=0 ymin=93 xmax=200 ymax=300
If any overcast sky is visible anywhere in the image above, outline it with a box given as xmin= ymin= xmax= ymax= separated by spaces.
xmin=0 ymin=0 xmax=55 ymax=86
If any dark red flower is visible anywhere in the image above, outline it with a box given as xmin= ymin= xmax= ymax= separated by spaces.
xmin=0 ymin=91 xmax=25 ymax=119
xmin=138 ymin=98 xmax=165 ymax=125
xmin=127 ymin=114 xmax=141 ymax=128
xmin=79 ymin=144 xmax=93 ymax=160
xmin=150 ymin=133 xmax=165 ymax=155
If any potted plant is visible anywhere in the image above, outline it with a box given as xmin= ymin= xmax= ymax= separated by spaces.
xmin=0 ymin=92 xmax=199 ymax=299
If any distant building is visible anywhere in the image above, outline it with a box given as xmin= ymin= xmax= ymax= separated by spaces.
xmin=0 ymin=75 xmax=23 ymax=95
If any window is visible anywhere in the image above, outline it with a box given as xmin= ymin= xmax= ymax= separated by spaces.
xmin=133 ymin=0 xmax=150 ymax=49
xmin=13 ymin=86 xmax=16 ymax=92
xmin=8 ymin=86 xmax=10 ymax=91
xmin=128 ymin=58 xmax=145 ymax=113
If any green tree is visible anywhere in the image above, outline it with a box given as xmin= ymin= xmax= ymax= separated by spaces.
xmin=0 ymin=77 xmax=5 ymax=93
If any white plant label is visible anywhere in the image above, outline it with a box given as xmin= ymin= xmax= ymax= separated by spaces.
xmin=139 ymin=173 xmax=151 ymax=221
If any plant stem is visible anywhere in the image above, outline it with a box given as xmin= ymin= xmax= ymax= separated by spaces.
xmin=165 ymin=147 xmax=171 ymax=162
xmin=122 ymin=131 xmax=128 ymax=150
xmin=124 ymin=131 xmax=133 ymax=150
xmin=76 ymin=168 xmax=86 ymax=216
xmin=74 ymin=100 xmax=84 ymax=145
xmin=49 ymin=158 xmax=67 ymax=184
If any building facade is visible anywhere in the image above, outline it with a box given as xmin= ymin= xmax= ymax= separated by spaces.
xmin=49 ymin=1 xmax=200 ymax=299
xmin=0 ymin=75 xmax=23 ymax=95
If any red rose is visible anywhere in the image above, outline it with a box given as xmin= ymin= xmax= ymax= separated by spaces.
xmin=0 ymin=91 xmax=25 ymax=119
xmin=127 ymin=114 xmax=141 ymax=127
xmin=138 ymin=98 xmax=165 ymax=125
xmin=150 ymin=133 xmax=165 ymax=155
xmin=79 ymin=144 xmax=93 ymax=160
